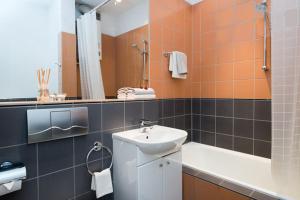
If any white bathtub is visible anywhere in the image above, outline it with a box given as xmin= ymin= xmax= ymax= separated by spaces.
xmin=182 ymin=142 xmax=291 ymax=200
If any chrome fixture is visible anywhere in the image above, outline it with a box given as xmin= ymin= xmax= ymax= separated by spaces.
xmin=139 ymin=119 xmax=154 ymax=133
xmin=131 ymin=40 xmax=148 ymax=82
xmin=27 ymin=107 xmax=89 ymax=143
xmin=86 ymin=141 xmax=113 ymax=175
xmin=88 ymin=0 xmax=111 ymax=14
xmin=88 ymin=0 xmax=123 ymax=14
xmin=139 ymin=119 xmax=154 ymax=128
xmin=163 ymin=52 xmax=172 ymax=57
xmin=256 ymin=0 xmax=270 ymax=72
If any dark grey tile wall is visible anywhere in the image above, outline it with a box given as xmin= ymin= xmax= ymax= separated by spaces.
xmin=191 ymin=98 xmax=272 ymax=158
xmin=0 ymin=99 xmax=190 ymax=200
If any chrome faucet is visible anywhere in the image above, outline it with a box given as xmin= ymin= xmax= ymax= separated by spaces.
xmin=139 ymin=119 xmax=154 ymax=133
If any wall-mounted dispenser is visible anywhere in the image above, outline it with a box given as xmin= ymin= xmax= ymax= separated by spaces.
xmin=27 ymin=107 xmax=89 ymax=143
xmin=0 ymin=162 xmax=26 ymax=196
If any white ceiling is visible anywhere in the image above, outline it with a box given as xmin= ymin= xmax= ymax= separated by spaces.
xmin=75 ymin=0 xmax=145 ymax=15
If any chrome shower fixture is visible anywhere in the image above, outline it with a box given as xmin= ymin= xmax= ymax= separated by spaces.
xmin=131 ymin=40 xmax=148 ymax=82
xmin=256 ymin=0 xmax=269 ymax=72
xmin=256 ymin=0 xmax=267 ymax=13
xmin=131 ymin=42 xmax=147 ymax=55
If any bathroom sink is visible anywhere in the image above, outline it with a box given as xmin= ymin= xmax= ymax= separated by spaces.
xmin=112 ymin=125 xmax=187 ymax=155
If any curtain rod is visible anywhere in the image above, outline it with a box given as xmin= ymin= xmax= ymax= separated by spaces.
xmin=89 ymin=0 xmax=112 ymax=14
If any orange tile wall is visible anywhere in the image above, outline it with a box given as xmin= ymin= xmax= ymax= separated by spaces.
xmin=101 ymin=34 xmax=117 ymax=97
xmin=149 ymin=0 xmax=271 ymax=99
xmin=116 ymin=25 xmax=149 ymax=90
xmin=149 ymin=0 xmax=193 ymax=98
xmin=60 ymin=32 xmax=77 ymax=97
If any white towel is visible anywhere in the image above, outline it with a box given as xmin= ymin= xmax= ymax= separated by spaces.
xmin=169 ymin=51 xmax=187 ymax=79
xmin=117 ymin=93 xmax=135 ymax=100
xmin=132 ymin=88 xmax=155 ymax=95
xmin=117 ymin=94 xmax=156 ymax=100
xmin=117 ymin=87 xmax=135 ymax=95
xmin=175 ymin=51 xmax=187 ymax=74
xmin=117 ymin=87 xmax=155 ymax=95
xmin=133 ymin=94 xmax=156 ymax=100
xmin=91 ymin=169 xmax=113 ymax=198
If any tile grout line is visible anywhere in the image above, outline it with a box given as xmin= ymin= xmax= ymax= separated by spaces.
xmin=36 ymin=143 xmax=40 ymax=200
xmin=73 ymin=137 xmax=76 ymax=199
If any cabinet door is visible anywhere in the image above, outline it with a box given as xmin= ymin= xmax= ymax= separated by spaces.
xmin=137 ymin=158 xmax=163 ymax=200
xmin=164 ymin=152 xmax=182 ymax=200
xmin=183 ymin=173 xmax=195 ymax=200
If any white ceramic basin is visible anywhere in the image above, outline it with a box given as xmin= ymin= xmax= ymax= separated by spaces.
xmin=112 ymin=125 xmax=187 ymax=155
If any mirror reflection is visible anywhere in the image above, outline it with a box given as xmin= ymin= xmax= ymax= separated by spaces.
xmin=0 ymin=0 xmax=149 ymax=101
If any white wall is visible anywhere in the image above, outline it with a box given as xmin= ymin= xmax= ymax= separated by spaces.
xmin=0 ymin=0 xmax=75 ymax=99
xmin=60 ymin=0 xmax=76 ymax=34
xmin=101 ymin=12 xmax=118 ymax=36
xmin=101 ymin=0 xmax=149 ymax=37
xmin=115 ymin=0 xmax=149 ymax=36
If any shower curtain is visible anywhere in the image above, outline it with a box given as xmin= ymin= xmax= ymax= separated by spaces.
xmin=271 ymin=0 xmax=300 ymax=198
xmin=77 ymin=11 xmax=105 ymax=99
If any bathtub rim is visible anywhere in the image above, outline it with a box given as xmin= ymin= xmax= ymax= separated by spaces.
xmin=182 ymin=142 xmax=290 ymax=200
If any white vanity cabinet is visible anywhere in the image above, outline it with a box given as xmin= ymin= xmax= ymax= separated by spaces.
xmin=138 ymin=153 xmax=182 ymax=200
xmin=113 ymin=139 xmax=182 ymax=200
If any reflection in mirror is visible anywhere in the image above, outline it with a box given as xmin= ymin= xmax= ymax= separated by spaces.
xmin=0 ymin=0 xmax=149 ymax=102
xmin=76 ymin=0 xmax=149 ymax=99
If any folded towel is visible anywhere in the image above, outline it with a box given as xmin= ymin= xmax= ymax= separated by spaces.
xmin=91 ymin=169 xmax=113 ymax=198
xmin=132 ymin=88 xmax=155 ymax=95
xmin=117 ymin=93 xmax=135 ymax=100
xmin=169 ymin=51 xmax=187 ymax=79
xmin=117 ymin=94 xmax=156 ymax=100
xmin=117 ymin=87 xmax=155 ymax=95
xmin=133 ymin=94 xmax=156 ymax=100
xmin=117 ymin=87 xmax=135 ymax=95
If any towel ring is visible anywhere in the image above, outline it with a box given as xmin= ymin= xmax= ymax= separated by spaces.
xmin=86 ymin=141 xmax=113 ymax=176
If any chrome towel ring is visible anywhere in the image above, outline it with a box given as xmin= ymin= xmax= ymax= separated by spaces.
xmin=86 ymin=141 xmax=113 ymax=176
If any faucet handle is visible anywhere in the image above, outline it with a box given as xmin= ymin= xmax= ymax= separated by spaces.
xmin=139 ymin=119 xmax=153 ymax=126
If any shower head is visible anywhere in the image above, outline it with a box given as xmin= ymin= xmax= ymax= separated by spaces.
xmin=256 ymin=0 xmax=267 ymax=13
xmin=131 ymin=43 xmax=143 ymax=53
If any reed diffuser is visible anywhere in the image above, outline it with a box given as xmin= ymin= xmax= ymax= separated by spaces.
xmin=37 ymin=68 xmax=51 ymax=102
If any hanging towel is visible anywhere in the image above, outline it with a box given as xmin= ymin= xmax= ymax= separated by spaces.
xmin=91 ymin=169 xmax=113 ymax=198
xmin=175 ymin=51 xmax=187 ymax=74
xmin=169 ymin=51 xmax=187 ymax=79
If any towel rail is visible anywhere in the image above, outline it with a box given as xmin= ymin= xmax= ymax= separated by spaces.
xmin=86 ymin=141 xmax=113 ymax=175
xmin=163 ymin=52 xmax=172 ymax=57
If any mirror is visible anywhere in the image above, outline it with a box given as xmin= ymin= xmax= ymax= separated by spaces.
xmin=0 ymin=0 xmax=149 ymax=102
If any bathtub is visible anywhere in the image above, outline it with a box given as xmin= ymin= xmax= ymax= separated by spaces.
xmin=182 ymin=142 xmax=291 ymax=200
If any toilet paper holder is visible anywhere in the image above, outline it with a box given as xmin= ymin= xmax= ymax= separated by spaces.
xmin=0 ymin=161 xmax=26 ymax=184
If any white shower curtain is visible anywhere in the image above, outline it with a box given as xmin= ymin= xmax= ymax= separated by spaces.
xmin=271 ymin=0 xmax=300 ymax=198
xmin=77 ymin=11 xmax=105 ymax=100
